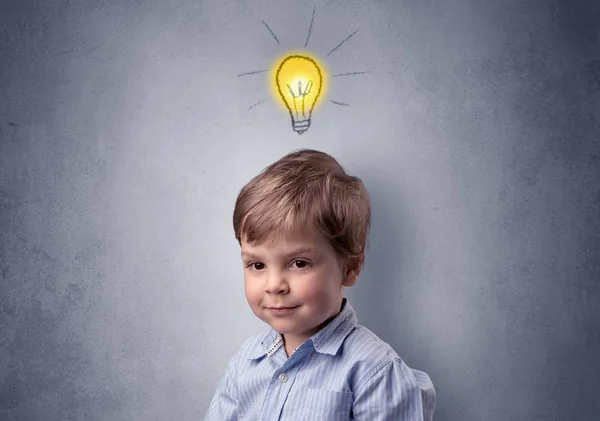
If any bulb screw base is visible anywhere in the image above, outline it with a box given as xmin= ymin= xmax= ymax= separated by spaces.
xmin=292 ymin=118 xmax=311 ymax=135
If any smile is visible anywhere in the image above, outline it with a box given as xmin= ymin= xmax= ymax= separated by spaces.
xmin=266 ymin=306 xmax=300 ymax=314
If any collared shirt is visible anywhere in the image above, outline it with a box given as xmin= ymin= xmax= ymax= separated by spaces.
xmin=204 ymin=299 xmax=436 ymax=421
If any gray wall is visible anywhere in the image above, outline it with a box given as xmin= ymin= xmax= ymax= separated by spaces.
xmin=1 ymin=0 xmax=599 ymax=420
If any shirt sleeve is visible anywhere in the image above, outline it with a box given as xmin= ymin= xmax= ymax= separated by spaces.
xmin=203 ymin=352 xmax=239 ymax=421
xmin=352 ymin=358 xmax=436 ymax=421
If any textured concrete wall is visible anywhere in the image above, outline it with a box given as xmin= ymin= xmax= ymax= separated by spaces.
xmin=1 ymin=0 xmax=599 ymax=420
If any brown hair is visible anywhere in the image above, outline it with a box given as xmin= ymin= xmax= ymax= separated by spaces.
xmin=233 ymin=149 xmax=371 ymax=270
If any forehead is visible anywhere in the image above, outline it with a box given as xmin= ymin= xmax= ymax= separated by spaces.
xmin=240 ymin=228 xmax=330 ymax=257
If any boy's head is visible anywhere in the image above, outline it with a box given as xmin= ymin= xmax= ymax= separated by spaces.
xmin=233 ymin=149 xmax=371 ymax=346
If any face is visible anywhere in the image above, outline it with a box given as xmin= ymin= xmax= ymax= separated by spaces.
xmin=241 ymin=227 xmax=359 ymax=349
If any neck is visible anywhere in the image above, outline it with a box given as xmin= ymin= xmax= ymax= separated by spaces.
xmin=281 ymin=298 xmax=347 ymax=356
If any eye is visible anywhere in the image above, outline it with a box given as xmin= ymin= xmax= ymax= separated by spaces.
xmin=247 ymin=262 xmax=265 ymax=271
xmin=292 ymin=259 xmax=310 ymax=269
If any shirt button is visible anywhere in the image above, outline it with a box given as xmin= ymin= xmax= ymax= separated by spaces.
xmin=278 ymin=373 xmax=288 ymax=383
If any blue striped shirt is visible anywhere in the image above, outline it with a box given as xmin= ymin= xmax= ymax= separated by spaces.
xmin=204 ymin=299 xmax=436 ymax=420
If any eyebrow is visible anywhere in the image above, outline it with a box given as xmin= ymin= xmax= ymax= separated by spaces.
xmin=241 ymin=246 xmax=316 ymax=260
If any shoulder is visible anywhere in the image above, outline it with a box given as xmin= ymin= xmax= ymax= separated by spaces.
xmin=342 ymin=323 xmax=399 ymax=365
xmin=345 ymin=328 xmax=437 ymax=419
xmin=342 ymin=325 xmax=435 ymax=396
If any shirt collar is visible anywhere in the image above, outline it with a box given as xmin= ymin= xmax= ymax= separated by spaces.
xmin=247 ymin=298 xmax=357 ymax=360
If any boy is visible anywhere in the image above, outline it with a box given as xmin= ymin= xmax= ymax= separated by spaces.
xmin=204 ymin=149 xmax=436 ymax=420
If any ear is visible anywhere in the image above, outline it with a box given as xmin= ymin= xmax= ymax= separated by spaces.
xmin=342 ymin=258 xmax=361 ymax=287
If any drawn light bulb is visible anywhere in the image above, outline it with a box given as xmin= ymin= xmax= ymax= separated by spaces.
xmin=275 ymin=54 xmax=324 ymax=135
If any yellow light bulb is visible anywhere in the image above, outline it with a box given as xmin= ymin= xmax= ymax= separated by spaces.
xmin=274 ymin=54 xmax=324 ymax=135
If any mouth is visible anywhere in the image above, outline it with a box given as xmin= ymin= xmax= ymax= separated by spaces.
xmin=266 ymin=305 xmax=300 ymax=314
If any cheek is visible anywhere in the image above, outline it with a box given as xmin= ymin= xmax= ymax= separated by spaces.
xmin=298 ymin=270 xmax=343 ymax=301
xmin=296 ymin=279 xmax=334 ymax=303
xmin=244 ymin=277 xmax=262 ymax=302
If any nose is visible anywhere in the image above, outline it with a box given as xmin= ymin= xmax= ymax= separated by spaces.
xmin=265 ymin=270 xmax=289 ymax=294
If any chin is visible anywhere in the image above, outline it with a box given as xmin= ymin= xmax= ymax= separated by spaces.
xmin=264 ymin=319 xmax=304 ymax=334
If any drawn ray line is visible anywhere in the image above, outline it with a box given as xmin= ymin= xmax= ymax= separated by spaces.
xmin=304 ymin=7 xmax=316 ymax=48
xmin=333 ymin=71 xmax=369 ymax=77
xmin=330 ymin=100 xmax=350 ymax=106
xmin=262 ymin=21 xmax=280 ymax=44
xmin=238 ymin=70 xmax=267 ymax=77
xmin=326 ymin=29 xmax=359 ymax=56
xmin=249 ymin=98 xmax=269 ymax=110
